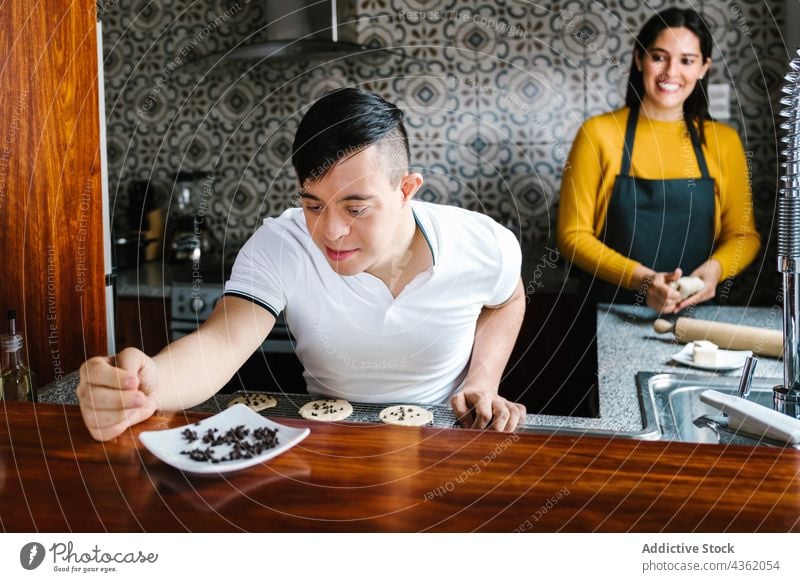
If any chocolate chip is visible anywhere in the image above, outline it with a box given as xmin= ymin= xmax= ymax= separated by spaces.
xmin=180 ymin=423 xmax=280 ymax=464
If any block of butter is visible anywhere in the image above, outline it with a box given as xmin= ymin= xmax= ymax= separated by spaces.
xmin=693 ymin=340 xmax=719 ymax=366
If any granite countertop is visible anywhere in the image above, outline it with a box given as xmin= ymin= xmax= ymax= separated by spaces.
xmin=593 ymin=303 xmax=783 ymax=432
xmin=115 ymin=261 xmax=175 ymax=298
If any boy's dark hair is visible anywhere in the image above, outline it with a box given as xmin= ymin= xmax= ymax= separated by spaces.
xmin=292 ymin=88 xmax=410 ymax=187
xmin=625 ymin=7 xmax=713 ymax=145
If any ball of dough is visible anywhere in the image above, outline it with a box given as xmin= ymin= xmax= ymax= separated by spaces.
xmin=671 ymin=276 xmax=705 ymax=299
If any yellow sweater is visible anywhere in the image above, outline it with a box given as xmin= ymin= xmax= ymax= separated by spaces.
xmin=557 ymin=107 xmax=760 ymax=289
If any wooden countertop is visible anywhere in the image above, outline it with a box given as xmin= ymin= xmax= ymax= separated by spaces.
xmin=2 ymin=402 xmax=799 ymax=532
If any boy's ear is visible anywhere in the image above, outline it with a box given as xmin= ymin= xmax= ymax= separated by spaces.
xmin=400 ymin=172 xmax=424 ymax=202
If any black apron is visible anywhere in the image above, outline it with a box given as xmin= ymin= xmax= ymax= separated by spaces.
xmin=587 ymin=107 xmax=716 ymax=304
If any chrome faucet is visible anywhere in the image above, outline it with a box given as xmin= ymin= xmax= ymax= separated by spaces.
xmin=738 ymin=356 xmax=757 ymax=400
xmin=775 ymin=48 xmax=800 ymax=419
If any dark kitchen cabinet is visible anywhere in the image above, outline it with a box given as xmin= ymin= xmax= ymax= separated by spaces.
xmin=115 ymin=297 xmax=171 ymax=357
xmin=500 ymin=292 xmax=599 ymax=418
xmin=226 ymin=352 xmax=307 ymax=395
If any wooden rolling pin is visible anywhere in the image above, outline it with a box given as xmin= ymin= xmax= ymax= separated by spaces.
xmin=653 ymin=318 xmax=783 ymax=358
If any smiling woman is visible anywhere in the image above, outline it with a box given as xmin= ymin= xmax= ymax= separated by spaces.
xmin=557 ymin=7 xmax=760 ymax=314
xmin=634 ymin=27 xmax=710 ymax=124
xmin=554 ymin=7 xmax=761 ymax=416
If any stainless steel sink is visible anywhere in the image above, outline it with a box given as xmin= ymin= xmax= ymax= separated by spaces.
xmin=516 ymin=380 xmax=662 ymax=440
xmin=638 ymin=372 xmax=799 ymax=448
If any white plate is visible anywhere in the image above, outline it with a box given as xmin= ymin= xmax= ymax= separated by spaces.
xmin=670 ymin=342 xmax=753 ymax=371
xmin=139 ymin=403 xmax=310 ymax=475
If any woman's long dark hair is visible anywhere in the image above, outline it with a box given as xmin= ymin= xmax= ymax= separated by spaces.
xmin=624 ymin=8 xmax=713 ymax=145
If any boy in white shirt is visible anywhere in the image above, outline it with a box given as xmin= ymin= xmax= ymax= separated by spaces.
xmin=78 ymin=88 xmax=526 ymax=439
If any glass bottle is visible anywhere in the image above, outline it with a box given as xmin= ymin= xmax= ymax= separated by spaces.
xmin=0 ymin=310 xmax=32 ymax=402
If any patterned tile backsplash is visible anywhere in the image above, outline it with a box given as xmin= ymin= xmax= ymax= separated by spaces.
xmin=101 ymin=0 xmax=788 ymax=304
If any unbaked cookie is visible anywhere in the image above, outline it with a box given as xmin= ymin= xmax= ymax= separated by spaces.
xmin=227 ymin=393 xmax=277 ymax=412
xmin=379 ymin=405 xmax=433 ymax=427
xmin=298 ymin=399 xmax=353 ymax=421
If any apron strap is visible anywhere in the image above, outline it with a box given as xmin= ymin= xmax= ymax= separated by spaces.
xmin=686 ymin=119 xmax=711 ymax=179
xmin=621 ymin=107 xmax=711 ymax=179
xmin=620 ymin=107 xmax=639 ymax=177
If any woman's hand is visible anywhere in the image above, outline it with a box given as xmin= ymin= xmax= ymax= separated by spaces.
xmin=675 ymin=259 xmax=722 ymax=311
xmin=632 ymin=265 xmax=684 ymax=314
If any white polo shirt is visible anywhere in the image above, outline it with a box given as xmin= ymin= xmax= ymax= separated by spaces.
xmin=223 ymin=200 xmax=521 ymax=404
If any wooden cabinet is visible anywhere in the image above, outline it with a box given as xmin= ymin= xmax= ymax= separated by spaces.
xmin=0 ymin=2 xmax=106 ymax=385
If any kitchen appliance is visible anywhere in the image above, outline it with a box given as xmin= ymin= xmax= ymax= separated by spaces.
xmin=112 ymin=232 xmax=153 ymax=270
xmin=193 ymin=390 xmax=464 ymax=429
xmin=113 ymin=179 xmax=165 ymax=270
xmin=169 ymin=264 xmax=304 ymax=393
xmin=126 ymin=179 xmax=166 ymax=262
xmin=166 ymin=172 xmax=218 ymax=265
xmin=182 ymin=0 xmax=367 ymax=71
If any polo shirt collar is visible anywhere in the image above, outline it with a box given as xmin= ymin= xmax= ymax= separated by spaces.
xmin=412 ymin=205 xmax=437 ymax=267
